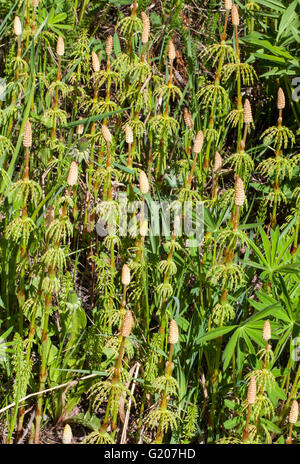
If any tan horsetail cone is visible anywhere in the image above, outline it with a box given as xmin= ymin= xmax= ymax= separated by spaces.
xmin=14 ymin=16 xmax=22 ymax=36
xmin=168 ymin=40 xmax=176 ymax=62
xmin=45 ymin=206 xmax=54 ymax=229
xmin=277 ymin=87 xmax=285 ymax=110
xmin=140 ymin=219 xmax=148 ymax=237
xmin=289 ymin=400 xmax=299 ymax=424
xmin=23 ymin=120 xmax=32 ymax=148
xmin=243 ymin=99 xmax=253 ymax=124
xmin=168 ymin=319 xmax=179 ymax=345
xmin=213 ymin=152 xmax=223 ymax=172
xmin=62 ymin=424 xmax=72 ymax=444
xmin=231 ymin=4 xmax=239 ymax=26
xmin=141 ymin=12 xmax=150 ymax=44
xmin=165 ymin=361 xmax=174 ymax=373
xmin=33 ymin=0 xmax=40 ymax=8
xmin=121 ymin=310 xmax=133 ymax=337
xmin=106 ymin=35 xmax=113 ymax=57
xmin=262 ymin=320 xmax=271 ymax=341
xmin=121 ymin=264 xmax=131 ymax=286
xmin=247 ymin=376 xmax=257 ymax=405
xmin=225 ymin=0 xmax=232 ymax=10
xmin=234 ymin=176 xmax=245 ymax=207
xmin=194 ymin=130 xmax=204 ymax=154
xmin=139 ymin=170 xmax=149 ymax=195
xmin=184 ymin=108 xmax=194 ymax=130
xmin=102 ymin=124 xmax=112 ymax=143
xmin=125 ymin=124 xmax=133 ymax=144
xmin=91 ymin=51 xmax=100 ymax=72
xmin=77 ymin=122 xmax=84 ymax=136
xmin=67 ymin=161 xmax=78 ymax=186
xmin=57 ymin=36 xmax=65 ymax=56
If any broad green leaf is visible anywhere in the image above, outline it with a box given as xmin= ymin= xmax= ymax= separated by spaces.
xmin=223 ymin=416 xmax=240 ymax=430
xmin=196 ymin=325 xmax=237 ymax=344
xmin=277 ymin=0 xmax=298 ymax=41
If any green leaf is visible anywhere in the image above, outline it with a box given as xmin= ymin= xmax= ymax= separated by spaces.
xmin=261 ymin=418 xmax=282 ymax=434
xmin=222 ymin=328 xmax=241 ymax=371
xmin=113 ymin=33 xmax=122 ymax=57
xmin=224 ymin=399 xmax=238 ymax=410
xmin=277 ymin=0 xmax=298 ymax=41
xmin=196 ymin=325 xmax=237 ymax=345
xmin=223 ymin=416 xmax=240 ymax=430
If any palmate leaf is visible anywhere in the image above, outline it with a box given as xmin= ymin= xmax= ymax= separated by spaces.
xmin=246 ymin=226 xmax=300 ymax=279
xmin=220 ymin=277 xmax=300 ymax=371
xmin=41 ymin=8 xmax=72 ymax=35
xmin=196 ymin=325 xmax=237 ymax=345
xmin=217 ymin=303 xmax=284 ymax=371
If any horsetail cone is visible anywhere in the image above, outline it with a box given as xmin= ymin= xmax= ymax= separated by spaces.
xmin=243 ymin=99 xmax=253 ymax=124
xmin=231 ymin=4 xmax=240 ymax=26
xmin=234 ymin=177 xmax=245 ymax=207
xmin=33 ymin=0 xmax=40 ymax=8
xmin=184 ymin=108 xmax=194 ymax=130
xmin=213 ymin=152 xmax=223 ymax=172
xmin=14 ymin=16 xmax=22 ymax=36
xmin=121 ymin=310 xmax=133 ymax=338
xmin=247 ymin=376 xmax=257 ymax=405
xmin=277 ymin=87 xmax=286 ymax=110
xmin=62 ymin=424 xmax=72 ymax=444
xmin=91 ymin=51 xmax=100 ymax=72
xmin=121 ymin=264 xmax=131 ymax=286
xmin=165 ymin=361 xmax=174 ymax=372
xmin=102 ymin=124 xmax=112 ymax=143
xmin=139 ymin=170 xmax=149 ymax=195
xmin=140 ymin=219 xmax=148 ymax=237
xmin=141 ymin=12 xmax=150 ymax=44
xmin=67 ymin=161 xmax=79 ymax=186
xmin=77 ymin=123 xmax=84 ymax=136
xmin=56 ymin=36 xmax=65 ymax=56
xmin=45 ymin=206 xmax=54 ymax=229
xmin=194 ymin=130 xmax=204 ymax=154
xmin=262 ymin=320 xmax=271 ymax=341
xmin=106 ymin=35 xmax=113 ymax=57
xmin=289 ymin=400 xmax=299 ymax=424
xmin=168 ymin=319 xmax=179 ymax=345
xmin=125 ymin=124 xmax=133 ymax=144
xmin=225 ymin=0 xmax=232 ymax=10
xmin=168 ymin=40 xmax=176 ymax=62
xmin=23 ymin=120 xmax=32 ymax=148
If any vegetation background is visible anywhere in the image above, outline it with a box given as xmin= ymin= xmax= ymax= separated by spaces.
xmin=0 ymin=0 xmax=299 ymax=445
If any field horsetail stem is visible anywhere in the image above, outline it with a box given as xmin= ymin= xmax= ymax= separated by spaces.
xmin=155 ymin=319 xmax=179 ymax=444
xmin=286 ymin=400 xmax=299 ymax=444
xmin=243 ymin=376 xmax=257 ymax=442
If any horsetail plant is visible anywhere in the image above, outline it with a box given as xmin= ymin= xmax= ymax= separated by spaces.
xmin=145 ymin=319 xmax=180 ymax=444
